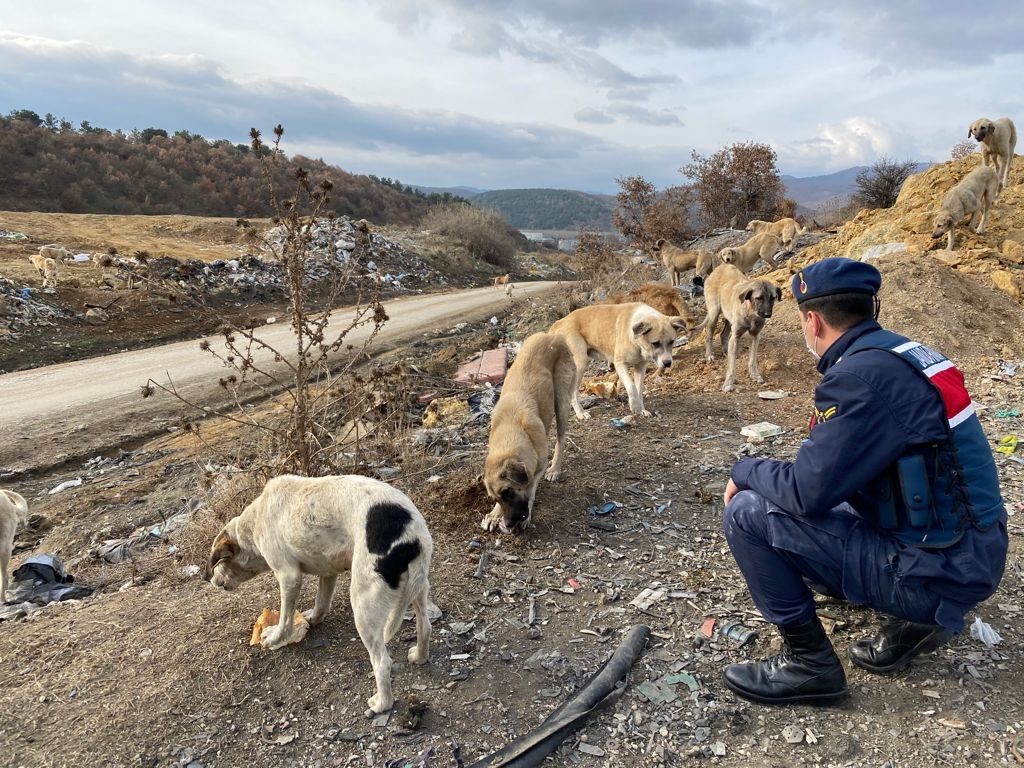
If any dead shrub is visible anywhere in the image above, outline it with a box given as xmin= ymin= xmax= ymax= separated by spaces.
xmin=422 ymin=203 xmax=517 ymax=268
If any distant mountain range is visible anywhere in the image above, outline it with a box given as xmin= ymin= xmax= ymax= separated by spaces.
xmin=413 ymin=164 xmax=932 ymax=231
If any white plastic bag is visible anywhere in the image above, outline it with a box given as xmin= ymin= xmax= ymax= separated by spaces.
xmin=970 ymin=616 xmax=1002 ymax=648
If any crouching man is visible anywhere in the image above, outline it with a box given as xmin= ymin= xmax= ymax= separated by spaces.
xmin=722 ymin=257 xmax=1007 ymax=704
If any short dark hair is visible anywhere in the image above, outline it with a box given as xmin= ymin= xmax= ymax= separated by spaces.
xmin=798 ymin=292 xmax=874 ymax=330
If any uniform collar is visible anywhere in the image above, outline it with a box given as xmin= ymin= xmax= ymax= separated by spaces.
xmin=817 ymin=318 xmax=882 ymax=374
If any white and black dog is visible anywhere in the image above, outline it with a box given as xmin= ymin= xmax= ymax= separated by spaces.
xmin=206 ymin=474 xmax=433 ymax=716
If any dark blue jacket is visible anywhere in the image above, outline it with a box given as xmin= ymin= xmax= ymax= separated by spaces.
xmin=732 ymin=320 xmax=1007 ymax=614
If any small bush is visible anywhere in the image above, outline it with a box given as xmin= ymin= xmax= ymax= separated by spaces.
xmin=950 ymin=140 xmax=976 ymax=161
xmin=422 ymin=203 xmax=517 ymax=268
xmin=853 ymin=157 xmax=918 ymax=210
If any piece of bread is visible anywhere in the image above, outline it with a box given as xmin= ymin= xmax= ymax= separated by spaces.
xmin=250 ymin=608 xmax=310 ymax=647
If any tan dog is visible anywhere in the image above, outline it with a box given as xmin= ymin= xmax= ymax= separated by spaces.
xmin=38 ymin=244 xmax=71 ymax=263
xmin=601 ymin=282 xmax=693 ymax=328
xmin=718 ymin=233 xmax=782 ymax=274
xmin=931 ymin=165 xmax=1000 ymax=251
xmin=745 ymin=218 xmax=806 ymax=251
xmin=1 ymin=490 xmax=29 ymax=603
xmin=494 ymin=273 xmax=511 ymax=286
xmin=206 ymin=474 xmax=433 ymax=717
xmin=699 ymin=264 xmax=782 ymax=392
xmin=969 ymin=117 xmax=1017 ymax=189
xmin=695 ymin=250 xmax=722 ymax=279
xmin=550 ymin=303 xmax=687 ymax=418
xmin=652 ymin=239 xmax=703 ymax=285
xmin=482 ymin=332 xmax=574 ymax=535
xmin=28 ymin=253 xmax=48 ymax=277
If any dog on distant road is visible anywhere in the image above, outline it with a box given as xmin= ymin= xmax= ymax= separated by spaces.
xmin=206 ymin=474 xmax=433 ymax=717
xmin=482 ymin=332 xmax=574 ymax=535
xmin=931 ymin=165 xmax=1000 ymax=251
xmin=652 ymin=239 xmax=703 ymax=286
xmin=1 ymin=489 xmax=29 ymax=603
xmin=549 ymin=303 xmax=687 ymax=418
xmin=699 ymin=264 xmax=782 ymax=392
xmin=745 ymin=218 xmax=806 ymax=251
xmin=494 ymin=273 xmax=511 ymax=287
xmin=600 ymin=282 xmax=693 ymax=328
xmin=969 ymin=117 xmax=1017 ymax=189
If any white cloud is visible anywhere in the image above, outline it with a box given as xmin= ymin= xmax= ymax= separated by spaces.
xmin=780 ymin=117 xmax=906 ymax=172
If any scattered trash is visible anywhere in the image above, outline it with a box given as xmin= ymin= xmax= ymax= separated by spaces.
xmin=587 ymin=501 xmax=619 ymax=517
xmin=996 ymin=436 xmax=1018 ymax=455
xmin=716 ymin=619 xmax=759 ymax=648
xmin=449 ymin=621 xmax=475 ymax=636
xmin=630 ymin=588 xmax=667 ymax=611
xmin=489 ymin=316 xmax=498 ymax=326
xmin=423 ymin=396 xmax=471 ymax=428
xmin=664 ymin=671 xmax=700 ymax=692
xmin=0 ymin=229 xmax=27 ymax=240
xmin=577 ymin=743 xmax=606 ymax=757
xmin=581 ymin=377 xmax=618 ymax=399
xmin=740 ymin=422 xmax=784 ymax=441
xmin=455 ymin=349 xmax=508 ymax=386
xmin=998 ymin=360 xmax=1018 ymax=377
xmin=757 ymin=390 xmax=788 ymax=400
xmin=93 ymin=509 xmax=190 ymax=563
xmin=609 ymin=416 xmax=634 ymax=430
xmin=995 ymin=409 xmax=1022 ymax=419
xmin=710 ymin=741 xmax=727 ymax=757
xmin=858 ymin=242 xmax=908 ymax=262
xmin=970 ymin=617 xmax=1003 ymax=648
xmin=48 ymin=478 xmax=83 ymax=495
xmin=699 ymin=617 xmax=717 ymax=639
xmin=782 ymin=724 xmax=805 ymax=744
xmin=4 ymin=554 xmax=93 ymax=613
xmin=637 ymin=678 xmax=678 ymax=704
xmin=250 ymin=608 xmax=310 ymax=648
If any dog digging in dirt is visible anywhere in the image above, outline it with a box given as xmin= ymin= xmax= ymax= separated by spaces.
xmin=549 ymin=303 xmax=688 ymax=418
xmin=205 ymin=474 xmax=433 ymax=717
xmin=969 ymin=117 xmax=1017 ymax=189
xmin=1 ymin=489 xmax=29 ymax=603
xmin=745 ymin=218 xmax=807 ymax=252
xmin=481 ymin=331 xmax=575 ymax=535
xmin=652 ymin=239 xmax=704 ymax=286
xmin=699 ymin=264 xmax=782 ymax=392
xmin=931 ymin=164 xmax=1001 ymax=251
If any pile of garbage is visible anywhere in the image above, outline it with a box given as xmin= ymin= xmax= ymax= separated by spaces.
xmin=262 ymin=216 xmax=445 ymax=290
xmin=0 ymin=229 xmax=27 ymax=241
xmin=0 ymin=276 xmax=71 ymax=339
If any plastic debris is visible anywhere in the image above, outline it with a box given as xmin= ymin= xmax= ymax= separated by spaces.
xmin=970 ymin=617 xmax=1003 ymax=648
xmin=5 ymin=554 xmax=93 ymax=611
xmin=782 ymin=725 xmax=805 ymax=744
xmin=995 ymin=409 xmax=1022 ymax=419
xmin=609 ymin=416 xmax=634 ymax=430
xmin=998 ymin=360 xmax=1018 ymax=377
xmin=740 ymin=422 xmax=783 ymax=441
xmin=630 ymin=588 xmax=667 ymax=610
xmin=587 ymin=501 xmax=619 ymax=517
xmin=48 ymin=478 xmax=83 ymax=495
xmin=858 ymin=242 xmax=908 ymax=262
xmin=716 ymin=619 xmax=759 ymax=648
xmin=996 ymin=436 xmax=1018 ymax=455
xmin=423 ymin=396 xmax=471 ymax=427
xmin=757 ymin=390 xmax=788 ymax=400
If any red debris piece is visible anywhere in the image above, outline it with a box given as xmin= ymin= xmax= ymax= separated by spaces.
xmin=455 ymin=348 xmax=508 ymax=386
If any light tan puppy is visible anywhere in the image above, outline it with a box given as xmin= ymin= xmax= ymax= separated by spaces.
xmin=931 ymin=165 xmax=1000 ymax=251
xmin=482 ymin=332 xmax=574 ymax=535
xmin=600 ymin=282 xmax=694 ymax=328
xmin=969 ymin=117 xmax=1017 ymax=189
xmin=41 ymin=258 xmax=59 ymax=289
xmin=699 ymin=264 xmax=782 ymax=392
xmin=1 ymin=490 xmax=29 ymax=602
xmin=494 ymin=273 xmax=511 ymax=286
xmin=38 ymin=244 xmax=71 ymax=263
xmin=718 ymin=233 xmax=782 ymax=274
xmin=745 ymin=218 xmax=806 ymax=251
xmin=206 ymin=474 xmax=433 ymax=717
xmin=28 ymin=253 xmax=48 ymax=277
xmin=550 ymin=303 xmax=687 ymax=419
xmin=652 ymin=239 xmax=703 ymax=285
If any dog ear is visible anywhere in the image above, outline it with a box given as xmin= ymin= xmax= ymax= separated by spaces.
xmin=968 ymin=127 xmax=972 ymax=138
xmin=670 ymin=316 xmax=689 ymax=333
xmin=502 ymin=462 xmax=529 ymax=486
xmin=655 ymin=238 xmax=665 ymax=248
xmin=739 ymin=289 xmax=754 ymax=303
xmin=632 ymin=320 xmax=651 ymax=337
xmin=205 ymin=531 xmax=237 ymax=579
xmin=774 ymin=286 xmax=783 ymax=301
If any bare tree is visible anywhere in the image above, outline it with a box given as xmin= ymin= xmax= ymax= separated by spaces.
xmin=612 ymin=176 xmax=694 ymax=249
xmin=950 ymin=140 xmax=976 ymax=161
xmin=852 ymin=157 xmax=918 ymax=210
xmin=681 ymin=142 xmax=787 ymax=229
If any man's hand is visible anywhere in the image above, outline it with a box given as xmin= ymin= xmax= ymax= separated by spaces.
xmin=724 ymin=478 xmax=740 ymax=506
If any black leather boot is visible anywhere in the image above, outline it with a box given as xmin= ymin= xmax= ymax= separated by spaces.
xmin=849 ymin=617 xmax=951 ymax=674
xmin=724 ymin=617 xmax=848 ymax=705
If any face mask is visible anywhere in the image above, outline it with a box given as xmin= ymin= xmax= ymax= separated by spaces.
xmin=803 ymin=315 xmax=820 ymax=360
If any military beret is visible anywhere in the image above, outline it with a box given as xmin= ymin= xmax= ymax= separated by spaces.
xmin=792 ymin=257 xmax=881 ymax=303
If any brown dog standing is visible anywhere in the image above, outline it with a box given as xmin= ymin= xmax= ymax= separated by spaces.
xmin=482 ymin=332 xmax=575 ymax=535
xmin=700 ymin=264 xmax=782 ymax=392
xmin=550 ymin=303 xmax=687 ymax=418
xmin=600 ymin=282 xmax=693 ymax=328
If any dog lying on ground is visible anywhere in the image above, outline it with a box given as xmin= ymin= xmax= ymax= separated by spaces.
xmin=652 ymin=239 xmax=704 ymax=286
xmin=1 ymin=490 xmax=29 ymax=603
xmin=38 ymin=244 xmax=70 ymax=263
xmin=699 ymin=264 xmax=782 ymax=392
xmin=931 ymin=165 xmax=1001 ymax=251
xmin=718 ymin=233 xmax=783 ymax=274
xmin=482 ymin=332 xmax=574 ymax=535
xmin=600 ymin=283 xmax=693 ymax=328
xmin=206 ymin=474 xmax=433 ymax=717
xmin=494 ymin=273 xmax=511 ymax=286
xmin=969 ymin=117 xmax=1017 ymax=189
xmin=549 ymin=303 xmax=687 ymax=418
xmin=745 ymin=218 xmax=806 ymax=251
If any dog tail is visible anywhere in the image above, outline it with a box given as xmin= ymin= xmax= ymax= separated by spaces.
xmin=383 ymin=559 xmax=430 ymax=643
xmin=2 ymin=490 xmax=28 ymax=524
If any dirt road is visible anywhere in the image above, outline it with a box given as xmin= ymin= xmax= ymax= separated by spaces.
xmin=0 ymin=281 xmax=563 ymax=474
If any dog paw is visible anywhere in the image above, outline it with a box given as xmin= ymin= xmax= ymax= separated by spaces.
xmin=705 ymin=355 xmax=716 ymax=363
xmin=408 ymin=646 xmax=428 ymax=665
xmin=260 ymin=626 xmax=291 ymax=650
xmin=302 ymin=609 xmax=326 ymax=626
xmin=722 ymin=382 xmax=736 ymax=393
xmin=574 ymin=410 xmax=592 ymax=420
xmin=639 ymin=409 xmax=653 ymax=417
xmin=544 ymin=466 xmax=561 ymax=482
xmin=751 ymin=375 xmax=765 ymax=385
xmin=480 ymin=506 xmax=503 ymax=532
xmin=365 ymin=693 xmax=394 ymax=718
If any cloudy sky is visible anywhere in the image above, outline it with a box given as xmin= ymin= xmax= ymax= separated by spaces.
xmin=1 ymin=1 xmax=1021 ymax=192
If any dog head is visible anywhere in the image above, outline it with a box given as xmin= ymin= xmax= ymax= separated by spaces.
xmin=739 ymin=281 xmax=783 ymax=320
xmin=931 ymin=211 xmax=955 ymax=238
xmin=632 ymin=312 xmax=687 ymax=369
xmin=969 ymin=119 xmax=994 ymax=142
xmin=745 ymin=220 xmax=766 ymax=233
xmin=483 ymin=458 xmax=532 ymax=535
xmin=719 ymin=247 xmax=738 ymax=265
xmin=205 ymin=517 xmax=265 ymax=590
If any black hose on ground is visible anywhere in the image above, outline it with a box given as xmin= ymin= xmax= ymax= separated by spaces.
xmin=467 ymin=624 xmax=651 ymax=768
